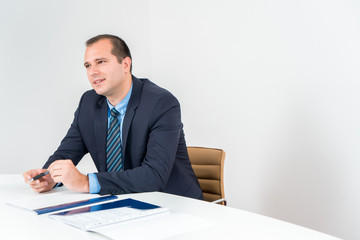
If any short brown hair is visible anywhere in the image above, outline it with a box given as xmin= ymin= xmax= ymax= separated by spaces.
xmin=86 ymin=34 xmax=132 ymax=72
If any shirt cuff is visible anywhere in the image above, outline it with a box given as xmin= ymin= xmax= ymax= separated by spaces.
xmin=88 ymin=173 xmax=101 ymax=194
xmin=53 ymin=183 xmax=63 ymax=188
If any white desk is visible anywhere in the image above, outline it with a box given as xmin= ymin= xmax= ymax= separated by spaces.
xmin=0 ymin=174 xmax=340 ymax=240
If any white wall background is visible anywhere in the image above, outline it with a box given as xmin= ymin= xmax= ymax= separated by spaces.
xmin=0 ymin=0 xmax=152 ymax=173
xmin=1 ymin=0 xmax=359 ymax=239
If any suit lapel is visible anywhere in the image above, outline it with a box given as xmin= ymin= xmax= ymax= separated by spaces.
xmin=122 ymin=76 xmax=143 ymax=157
xmin=94 ymin=97 xmax=108 ymax=172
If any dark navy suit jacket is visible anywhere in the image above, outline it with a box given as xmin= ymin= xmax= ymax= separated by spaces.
xmin=43 ymin=76 xmax=203 ymax=199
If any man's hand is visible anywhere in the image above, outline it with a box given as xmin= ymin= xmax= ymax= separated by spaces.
xmin=23 ymin=169 xmax=56 ymax=193
xmin=48 ymin=160 xmax=89 ymax=192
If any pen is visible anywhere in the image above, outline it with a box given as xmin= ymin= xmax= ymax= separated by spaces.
xmin=28 ymin=170 xmax=50 ymax=182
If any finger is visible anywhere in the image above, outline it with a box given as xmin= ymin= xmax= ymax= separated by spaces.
xmin=25 ymin=178 xmax=38 ymax=184
xmin=25 ymin=174 xmax=40 ymax=184
xmin=50 ymin=167 xmax=62 ymax=174
xmin=48 ymin=160 xmax=64 ymax=169
xmin=50 ymin=169 xmax=62 ymax=181
xmin=42 ymin=172 xmax=54 ymax=182
xmin=32 ymin=184 xmax=49 ymax=193
xmin=23 ymin=172 xmax=30 ymax=180
xmin=48 ymin=165 xmax=62 ymax=176
xmin=52 ymin=175 xmax=62 ymax=183
xmin=28 ymin=179 xmax=41 ymax=186
xmin=23 ymin=169 xmax=48 ymax=181
xmin=24 ymin=171 xmax=37 ymax=182
xmin=50 ymin=168 xmax=62 ymax=178
xmin=23 ymin=169 xmax=37 ymax=180
xmin=29 ymin=181 xmax=49 ymax=193
xmin=33 ymin=180 xmax=49 ymax=189
xmin=28 ymin=173 xmax=50 ymax=185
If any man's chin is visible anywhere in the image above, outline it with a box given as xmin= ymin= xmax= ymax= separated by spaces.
xmin=93 ymin=88 xmax=106 ymax=96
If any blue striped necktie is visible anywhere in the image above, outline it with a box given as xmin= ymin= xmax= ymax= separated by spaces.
xmin=106 ymin=108 xmax=123 ymax=172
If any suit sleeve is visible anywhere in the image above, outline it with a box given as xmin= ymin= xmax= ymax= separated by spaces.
xmin=43 ymin=94 xmax=88 ymax=169
xmin=96 ymin=92 xmax=181 ymax=195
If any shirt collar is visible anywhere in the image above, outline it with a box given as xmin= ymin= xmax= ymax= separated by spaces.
xmin=106 ymin=83 xmax=133 ymax=116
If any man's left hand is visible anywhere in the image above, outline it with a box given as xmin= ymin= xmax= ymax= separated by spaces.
xmin=48 ymin=159 xmax=89 ymax=192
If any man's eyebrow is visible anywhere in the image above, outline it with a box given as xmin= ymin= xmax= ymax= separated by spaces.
xmin=95 ymin=57 xmax=108 ymax=61
xmin=83 ymin=58 xmax=108 ymax=67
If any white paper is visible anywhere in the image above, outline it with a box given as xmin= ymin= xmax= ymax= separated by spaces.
xmin=91 ymin=211 xmax=215 ymax=240
xmin=6 ymin=191 xmax=102 ymax=213
xmin=49 ymin=205 xmax=169 ymax=230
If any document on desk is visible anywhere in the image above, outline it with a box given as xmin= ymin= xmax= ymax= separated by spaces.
xmin=91 ymin=211 xmax=214 ymax=240
xmin=7 ymin=191 xmax=117 ymax=214
xmin=48 ymin=198 xmax=169 ymax=231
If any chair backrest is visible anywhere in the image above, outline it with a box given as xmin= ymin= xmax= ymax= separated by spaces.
xmin=187 ymin=146 xmax=225 ymax=204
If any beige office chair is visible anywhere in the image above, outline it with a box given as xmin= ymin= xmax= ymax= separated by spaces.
xmin=187 ymin=146 xmax=226 ymax=205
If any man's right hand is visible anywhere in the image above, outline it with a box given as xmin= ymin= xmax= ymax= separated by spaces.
xmin=23 ymin=169 xmax=56 ymax=193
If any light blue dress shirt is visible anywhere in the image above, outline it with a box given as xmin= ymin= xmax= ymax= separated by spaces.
xmin=88 ymin=84 xmax=133 ymax=194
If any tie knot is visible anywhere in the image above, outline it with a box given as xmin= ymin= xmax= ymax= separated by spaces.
xmin=110 ymin=108 xmax=120 ymax=118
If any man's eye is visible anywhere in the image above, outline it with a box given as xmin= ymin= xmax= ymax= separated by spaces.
xmin=98 ymin=60 xmax=104 ymax=64
xmin=85 ymin=64 xmax=90 ymax=69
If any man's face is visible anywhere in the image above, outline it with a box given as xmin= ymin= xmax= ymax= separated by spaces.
xmin=84 ymin=39 xmax=129 ymax=98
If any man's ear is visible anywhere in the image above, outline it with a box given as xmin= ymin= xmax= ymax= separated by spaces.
xmin=122 ymin=57 xmax=132 ymax=73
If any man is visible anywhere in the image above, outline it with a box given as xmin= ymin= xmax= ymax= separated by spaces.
xmin=23 ymin=34 xmax=203 ymax=199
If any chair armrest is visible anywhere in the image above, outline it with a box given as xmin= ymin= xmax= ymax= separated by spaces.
xmin=211 ymin=198 xmax=227 ymax=206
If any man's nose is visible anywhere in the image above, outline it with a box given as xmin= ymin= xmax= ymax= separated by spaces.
xmin=89 ymin=66 xmax=100 ymax=76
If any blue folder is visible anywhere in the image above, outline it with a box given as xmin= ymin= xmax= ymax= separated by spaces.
xmin=52 ymin=198 xmax=162 ymax=216
xmin=34 ymin=195 xmax=118 ymax=215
